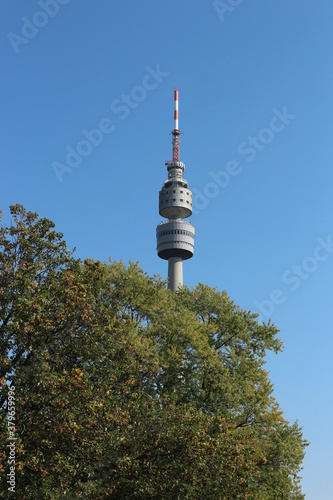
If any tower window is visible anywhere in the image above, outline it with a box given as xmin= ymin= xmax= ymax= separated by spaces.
xmin=180 ymin=198 xmax=183 ymax=202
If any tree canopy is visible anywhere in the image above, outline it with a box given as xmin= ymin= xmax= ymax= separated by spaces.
xmin=0 ymin=205 xmax=308 ymax=498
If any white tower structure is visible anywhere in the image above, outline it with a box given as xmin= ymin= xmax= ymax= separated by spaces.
xmin=156 ymin=90 xmax=195 ymax=291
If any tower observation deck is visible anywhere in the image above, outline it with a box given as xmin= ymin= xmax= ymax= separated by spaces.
xmin=156 ymin=90 xmax=195 ymax=291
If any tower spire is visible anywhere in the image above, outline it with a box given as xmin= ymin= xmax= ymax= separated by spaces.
xmin=156 ymin=90 xmax=195 ymax=291
xmin=172 ymin=89 xmax=180 ymax=161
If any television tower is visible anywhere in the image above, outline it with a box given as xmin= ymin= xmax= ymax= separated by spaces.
xmin=156 ymin=90 xmax=195 ymax=291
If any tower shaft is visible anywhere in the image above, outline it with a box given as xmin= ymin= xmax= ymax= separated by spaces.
xmin=168 ymin=257 xmax=183 ymax=292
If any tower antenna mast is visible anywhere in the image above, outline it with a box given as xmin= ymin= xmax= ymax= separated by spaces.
xmin=172 ymin=89 xmax=180 ymax=161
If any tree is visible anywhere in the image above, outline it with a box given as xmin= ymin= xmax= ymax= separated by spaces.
xmin=0 ymin=205 xmax=308 ymax=498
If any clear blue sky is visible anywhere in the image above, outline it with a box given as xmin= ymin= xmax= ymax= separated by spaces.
xmin=1 ymin=1 xmax=333 ymax=497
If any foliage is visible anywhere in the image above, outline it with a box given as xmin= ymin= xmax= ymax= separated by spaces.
xmin=0 ymin=205 xmax=308 ymax=498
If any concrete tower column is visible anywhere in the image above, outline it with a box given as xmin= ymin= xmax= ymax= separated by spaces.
xmin=168 ymin=257 xmax=183 ymax=292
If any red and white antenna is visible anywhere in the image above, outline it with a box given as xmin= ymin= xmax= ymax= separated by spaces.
xmin=172 ymin=89 xmax=180 ymax=162
xmin=174 ymin=89 xmax=179 ymax=131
